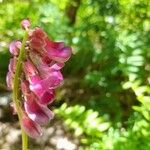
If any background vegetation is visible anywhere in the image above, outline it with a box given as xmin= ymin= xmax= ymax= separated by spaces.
xmin=0 ymin=0 xmax=149 ymax=149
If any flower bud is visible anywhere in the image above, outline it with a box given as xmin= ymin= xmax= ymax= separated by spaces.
xmin=21 ymin=19 xmax=30 ymax=30
xmin=9 ymin=41 xmax=21 ymax=56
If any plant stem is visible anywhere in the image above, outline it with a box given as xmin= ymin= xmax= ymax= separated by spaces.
xmin=12 ymin=30 xmax=28 ymax=150
xmin=22 ymin=128 xmax=28 ymax=150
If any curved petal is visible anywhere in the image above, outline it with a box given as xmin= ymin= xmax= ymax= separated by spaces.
xmin=9 ymin=41 xmax=21 ymax=56
xmin=39 ymin=90 xmax=55 ymax=105
xmin=24 ymin=94 xmax=54 ymax=125
xmin=21 ymin=80 xmax=30 ymax=95
xmin=29 ymin=70 xmax=63 ymax=99
xmin=40 ymin=70 xmax=63 ymax=89
xmin=6 ymin=72 xmax=13 ymax=90
xmin=45 ymin=39 xmax=72 ymax=63
xmin=23 ymin=60 xmax=38 ymax=77
xmin=29 ymin=27 xmax=46 ymax=40
xmin=8 ymin=57 xmax=17 ymax=73
xmin=21 ymin=115 xmax=42 ymax=138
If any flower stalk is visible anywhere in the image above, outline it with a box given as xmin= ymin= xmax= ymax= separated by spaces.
xmin=12 ymin=30 xmax=28 ymax=150
xmin=6 ymin=19 xmax=71 ymax=148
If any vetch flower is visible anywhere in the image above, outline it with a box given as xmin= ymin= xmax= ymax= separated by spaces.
xmin=6 ymin=19 xmax=72 ymax=139
xmin=6 ymin=57 xmax=17 ymax=90
xmin=29 ymin=27 xmax=72 ymax=63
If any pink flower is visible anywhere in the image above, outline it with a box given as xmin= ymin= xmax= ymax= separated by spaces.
xmin=21 ymin=19 xmax=30 ymax=30
xmin=24 ymin=94 xmax=54 ymax=125
xmin=29 ymin=28 xmax=72 ymax=63
xmin=9 ymin=41 xmax=21 ymax=56
xmin=7 ymin=19 xmax=71 ymax=138
xmin=21 ymin=115 xmax=42 ymax=138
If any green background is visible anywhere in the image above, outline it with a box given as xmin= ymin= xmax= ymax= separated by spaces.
xmin=0 ymin=0 xmax=149 ymax=149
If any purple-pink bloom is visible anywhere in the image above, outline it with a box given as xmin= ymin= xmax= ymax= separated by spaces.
xmin=6 ymin=19 xmax=71 ymax=138
xmin=9 ymin=41 xmax=21 ymax=56
xmin=29 ymin=28 xmax=72 ymax=63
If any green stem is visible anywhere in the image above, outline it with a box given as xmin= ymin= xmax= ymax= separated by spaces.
xmin=12 ymin=30 xmax=28 ymax=150
xmin=22 ymin=129 xmax=28 ymax=150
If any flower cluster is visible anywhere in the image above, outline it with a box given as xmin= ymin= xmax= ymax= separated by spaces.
xmin=6 ymin=20 xmax=71 ymax=138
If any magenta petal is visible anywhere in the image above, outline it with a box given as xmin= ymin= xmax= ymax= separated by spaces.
xmin=29 ymin=37 xmax=45 ymax=51
xmin=29 ymin=71 xmax=63 ymax=99
xmin=39 ymin=90 xmax=55 ymax=105
xmin=9 ymin=41 xmax=21 ymax=56
xmin=41 ymin=70 xmax=63 ymax=88
xmin=8 ymin=57 xmax=17 ymax=73
xmin=24 ymin=95 xmax=54 ymax=125
xmin=29 ymin=79 xmax=55 ymax=105
xmin=45 ymin=39 xmax=65 ymax=50
xmin=29 ymin=75 xmax=43 ymax=96
xmin=6 ymin=72 xmax=13 ymax=90
xmin=47 ymin=46 xmax=72 ymax=63
xmin=21 ymin=80 xmax=30 ymax=95
xmin=21 ymin=115 xmax=42 ymax=138
xmin=28 ymin=75 xmax=43 ymax=95
xmin=49 ymin=62 xmax=64 ymax=71
xmin=38 ymin=63 xmax=64 ymax=79
xmin=29 ymin=28 xmax=47 ymax=53
xmin=23 ymin=60 xmax=38 ymax=77
xmin=38 ymin=61 xmax=64 ymax=74
xmin=29 ymin=27 xmax=46 ymax=39
xmin=29 ymin=75 xmax=41 ymax=84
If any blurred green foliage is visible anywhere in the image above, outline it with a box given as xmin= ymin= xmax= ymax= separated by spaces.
xmin=0 ymin=0 xmax=149 ymax=149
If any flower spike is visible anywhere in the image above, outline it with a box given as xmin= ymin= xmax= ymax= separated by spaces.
xmin=6 ymin=19 xmax=71 ymax=139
